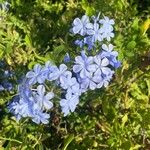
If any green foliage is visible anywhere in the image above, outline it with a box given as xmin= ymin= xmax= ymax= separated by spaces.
xmin=0 ymin=0 xmax=150 ymax=149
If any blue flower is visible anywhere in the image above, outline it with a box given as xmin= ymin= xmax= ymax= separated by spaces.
xmin=8 ymin=100 xmax=22 ymax=121
xmin=48 ymin=64 xmax=68 ymax=81
xmin=101 ymin=44 xmax=117 ymax=56
xmin=99 ymin=16 xmax=115 ymax=26
xmin=86 ymin=22 xmax=103 ymax=42
xmin=60 ymin=92 xmax=79 ymax=116
xmin=93 ymin=55 xmax=111 ymax=76
xmin=73 ymin=52 xmax=96 ymax=78
xmin=72 ymin=15 xmax=91 ymax=36
xmin=83 ymin=36 xmax=94 ymax=50
xmin=67 ymin=82 xmax=82 ymax=96
xmin=99 ymin=17 xmax=114 ymax=41
xmin=79 ymin=73 xmax=97 ymax=91
xmin=92 ymin=75 xmax=103 ymax=88
xmin=93 ymin=70 xmax=114 ymax=88
xmin=34 ymin=85 xmax=54 ymax=110
xmin=10 ymin=97 xmax=34 ymax=119
xmin=60 ymin=71 xmax=77 ymax=90
xmin=26 ymin=64 xmax=46 ymax=85
xmin=31 ymin=104 xmax=50 ymax=124
xmin=18 ymin=79 xmax=32 ymax=101
xmin=9 ymin=80 xmax=53 ymax=124
xmin=41 ymin=61 xmax=57 ymax=79
xmin=101 ymin=44 xmax=121 ymax=68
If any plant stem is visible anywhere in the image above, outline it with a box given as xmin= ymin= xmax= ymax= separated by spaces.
xmin=0 ymin=137 xmax=22 ymax=144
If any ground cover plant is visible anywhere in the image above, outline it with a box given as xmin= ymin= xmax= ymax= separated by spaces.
xmin=0 ymin=0 xmax=150 ymax=149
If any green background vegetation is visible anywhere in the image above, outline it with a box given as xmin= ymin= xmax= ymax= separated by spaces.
xmin=0 ymin=0 xmax=150 ymax=149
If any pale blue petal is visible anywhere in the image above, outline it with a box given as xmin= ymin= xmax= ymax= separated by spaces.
xmin=73 ymin=65 xmax=82 ymax=73
xmin=89 ymin=81 xmax=97 ymax=90
xmin=59 ymin=64 xmax=67 ymax=72
xmin=73 ymin=25 xmax=82 ymax=34
xmin=45 ymin=92 xmax=54 ymax=100
xmin=101 ymin=57 xmax=109 ymax=66
xmin=43 ymin=100 xmax=53 ymax=110
xmin=73 ymin=18 xmax=81 ymax=26
xmin=85 ymin=23 xmax=93 ymax=29
xmin=81 ymin=15 xmax=89 ymax=23
xmin=37 ymin=85 xmax=45 ymax=96
xmin=34 ymin=64 xmax=41 ymax=73
xmin=101 ymin=67 xmax=111 ymax=75
xmin=26 ymin=71 xmax=35 ymax=78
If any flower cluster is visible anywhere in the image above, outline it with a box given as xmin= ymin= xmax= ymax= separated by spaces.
xmin=9 ymin=14 xmax=121 ymax=124
xmin=72 ymin=14 xmax=115 ymax=50
xmin=0 ymin=61 xmax=14 ymax=91
xmin=9 ymin=62 xmax=82 ymax=124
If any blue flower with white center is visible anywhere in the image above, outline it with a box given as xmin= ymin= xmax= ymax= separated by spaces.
xmin=72 ymin=15 xmax=91 ymax=36
xmin=60 ymin=92 xmax=79 ymax=116
xmin=34 ymin=85 xmax=54 ymax=110
xmin=73 ymin=52 xmax=96 ymax=78
xmin=48 ymin=64 xmax=68 ymax=81
xmin=101 ymin=44 xmax=121 ymax=68
xmin=26 ymin=64 xmax=46 ymax=85
xmin=86 ymin=22 xmax=103 ymax=42
xmin=93 ymin=55 xmax=111 ymax=76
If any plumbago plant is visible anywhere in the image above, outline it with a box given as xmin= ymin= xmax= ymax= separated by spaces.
xmin=0 ymin=0 xmax=150 ymax=149
xmin=9 ymin=14 xmax=121 ymax=124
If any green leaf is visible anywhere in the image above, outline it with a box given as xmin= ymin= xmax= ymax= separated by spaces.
xmin=121 ymin=141 xmax=131 ymax=149
xmin=131 ymin=18 xmax=139 ymax=31
xmin=28 ymin=61 xmax=38 ymax=70
xmin=127 ymin=41 xmax=136 ymax=50
xmin=25 ymin=35 xmax=32 ymax=47
xmin=122 ymin=114 xmax=128 ymax=127
xmin=0 ymin=49 xmax=3 ymax=59
xmin=62 ymin=134 xmax=74 ymax=150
